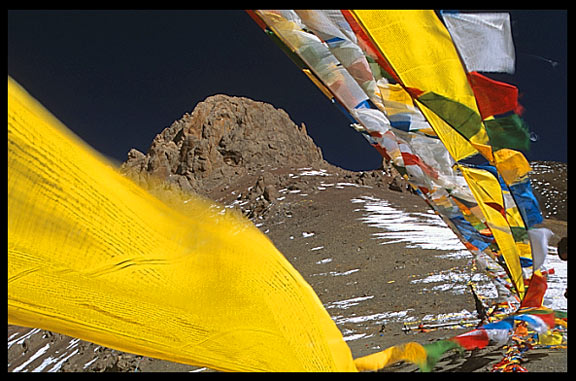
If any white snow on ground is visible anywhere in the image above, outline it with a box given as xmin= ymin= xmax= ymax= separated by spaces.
xmin=351 ymin=196 xmax=465 ymax=251
xmin=9 ymin=186 xmax=567 ymax=366
xmin=8 ymin=328 xmax=41 ymax=350
xmin=542 ymin=246 xmax=568 ymax=312
xmin=326 ymin=295 xmax=375 ymax=310
xmin=337 ymin=194 xmax=568 ymax=342
xmin=298 ymin=168 xmax=332 ymax=177
xmin=12 ymin=343 xmax=51 ymax=372
xmin=350 ymin=195 xmax=567 ymax=310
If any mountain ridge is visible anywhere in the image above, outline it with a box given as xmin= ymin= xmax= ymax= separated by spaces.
xmin=121 ymin=94 xmax=327 ymax=196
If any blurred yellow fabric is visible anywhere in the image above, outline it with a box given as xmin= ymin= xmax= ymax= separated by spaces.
xmin=354 ymin=342 xmax=427 ymax=371
xmin=7 ymin=77 xmax=358 ymax=372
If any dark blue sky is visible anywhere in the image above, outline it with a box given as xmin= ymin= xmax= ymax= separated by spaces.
xmin=8 ymin=10 xmax=567 ymax=171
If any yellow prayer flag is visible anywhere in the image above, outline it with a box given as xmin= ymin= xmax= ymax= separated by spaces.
xmin=458 ymin=165 xmax=525 ymax=298
xmin=7 ymin=77 xmax=357 ymax=372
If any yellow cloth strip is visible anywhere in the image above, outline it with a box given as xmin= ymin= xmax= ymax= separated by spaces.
xmin=458 ymin=165 xmax=525 ymax=298
xmin=493 ymin=148 xmax=532 ymax=185
xmin=7 ymin=77 xmax=357 ymax=372
xmin=354 ymin=342 xmax=428 ymax=371
xmin=351 ymin=10 xmax=477 ymax=112
xmin=416 ymin=100 xmax=479 ymax=161
xmin=352 ymin=10 xmax=489 ymax=160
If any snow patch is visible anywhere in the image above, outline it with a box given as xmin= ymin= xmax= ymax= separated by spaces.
xmin=351 ymin=196 xmax=465 ymax=251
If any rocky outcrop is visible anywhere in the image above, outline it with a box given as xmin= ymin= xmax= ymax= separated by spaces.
xmin=121 ymin=94 xmax=324 ymax=195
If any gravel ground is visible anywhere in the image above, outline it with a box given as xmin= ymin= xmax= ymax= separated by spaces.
xmin=8 ymin=166 xmax=567 ymax=372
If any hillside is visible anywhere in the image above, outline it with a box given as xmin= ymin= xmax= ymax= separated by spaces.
xmin=529 ymin=161 xmax=567 ymax=221
xmin=8 ymin=95 xmax=567 ymax=372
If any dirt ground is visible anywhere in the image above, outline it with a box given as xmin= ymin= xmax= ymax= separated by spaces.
xmin=8 ymin=166 xmax=567 ymax=372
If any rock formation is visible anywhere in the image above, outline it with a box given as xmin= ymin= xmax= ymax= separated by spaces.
xmin=121 ymin=94 xmax=324 ymax=195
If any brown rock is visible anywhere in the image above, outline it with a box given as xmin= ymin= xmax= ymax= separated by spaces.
xmin=121 ymin=95 xmax=325 ymax=195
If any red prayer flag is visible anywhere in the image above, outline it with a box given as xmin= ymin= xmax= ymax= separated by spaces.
xmin=520 ymin=273 xmax=548 ymax=308
xmin=467 ymin=71 xmax=522 ymax=119
xmin=451 ymin=329 xmax=490 ymax=350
